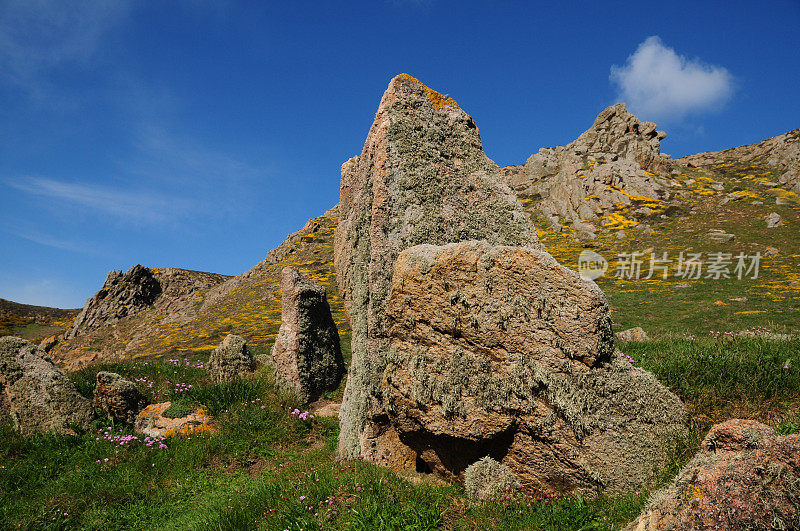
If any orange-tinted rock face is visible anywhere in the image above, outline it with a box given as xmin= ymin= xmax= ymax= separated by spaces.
xmin=383 ymin=241 xmax=687 ymax=493
xmin=627 ymin=419 xmax=800 ymax=530
xmin=134 ymin=402 xmax=214 ymax=439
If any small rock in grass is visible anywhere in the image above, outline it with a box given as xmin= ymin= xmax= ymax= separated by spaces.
xmin=616 ymin=327 xmax=650 ymax=342
xmin=208 ymin=334 xmax=255 ymax=384
xmin=464 ymin=457 xmax=520 ymax=501
xmin=766 ymin=212 xmax=782 ymax=228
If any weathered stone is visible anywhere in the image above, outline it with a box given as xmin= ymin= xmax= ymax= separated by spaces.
xmin=681 ymin=128 xmax=800 ymax=193
xmin=93 ymin=371 xmax=149 ymax=424
xmin=706 ymin=229 xmax=735 ymax=243
xmin=766 ymin=212 xmax=783 ymax=227
xmin=334 ymin=73 xmax=539 ymax=461
xmin=503 ymin=103 xmax=674 ymax=224
xmin=626 ymin=419 xmax=800 ymax=530
xmin=39 ymin=335 xmax=58 ymax=352
xmin=464 ymin=457 xmax=520 ymax=501
xmin=134 ymin=402 xmax=213 ymax=438
xmin=271 ymin=267 xmax=345 ymax=404
xmin=0 ymin=336 xmax=93 ymax=435
xmin=208 ymin=334 xmax=255 ymax=383
xmin=616 ymin=327 xmax=650 ymax=342
xmin=384 ymin=242 xmax=688 ymax=493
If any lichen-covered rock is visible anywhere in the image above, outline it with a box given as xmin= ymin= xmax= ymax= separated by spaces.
xmin=383 ymin=242 xmax=688 ymax=493
xmin=134 ymin=402 xmax=213 ymax=438
xmin=464 ymin=457 xmax=520 ymax=501
xmin=766 ymin=211 xmax=783 ymax=227
xmin=271 ymin=267 xmax=344 ymax=404
xmin=334 ymin=73 xmax=539 ymax=461
xmin=93 ymin=371 xmax=149 ymax=424
xmin=0 ymin=336 xmax=93 ymax=435
xmin=626 ymin=419 xmax=800 ymax=530
xmin=503 ymin=103 xmax=675 ymax=225
xmin=208 ymin=334 xmax=255 ymax=383
xmin=616 ymin=327 xmax=650 ymax=342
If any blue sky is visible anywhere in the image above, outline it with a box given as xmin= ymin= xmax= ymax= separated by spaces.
xmin=1 ymin=0 xmax=798 ymax=308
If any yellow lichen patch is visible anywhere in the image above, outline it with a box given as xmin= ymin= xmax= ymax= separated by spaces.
xmin=609 ymin=185 xmax=661 ymax=203
xmin=396 ymin=73 xmax=459 ymax=110
xmin=602 ymin=212 xmax=637 ymax=229
xmin=730 ymin=190 xmax=759 ymax=199
xmin=584 ymin=194 xmax=599 ymax=201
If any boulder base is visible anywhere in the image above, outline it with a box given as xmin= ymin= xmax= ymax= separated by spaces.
xmin=383 ymin=242 xmax=688 ymax=493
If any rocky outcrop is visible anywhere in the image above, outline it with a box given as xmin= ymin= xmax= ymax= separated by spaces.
xmin=208 ymin=334 xmax=255 ymax=383
xmin=65 ymin=265 xmax=162 ymax=339
xmin=334 ymin=73 xmax=539 ymax=461
xmin=503 ymin=103 xmax=674 ymax=225
xmin=0 ymin=336 xmax=93 ymax=435
xmin=64 ymin=265 xmax=230 ymax=341
xmin=766 ymin=212 xmax=783 ymax=228
xmin=383 ymin=242 xmax=688 ymax=493
xmin=93 ymin=371 xmax=149 ymax=424
xmin=626 ymin=419 xmax=800 ymax=530
xmin=681 ymin=128 xmax=800 ymax=193
xmin=271 ymin=267 xmax=344 ymax=404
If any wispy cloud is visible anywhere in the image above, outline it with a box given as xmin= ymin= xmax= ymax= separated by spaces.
xmin=2 ymin=225 xmax=106 ymax=255
xmin=0 ymin=0 xmax=131 ymax=101
xmin=610 ymin=36 xmax=734 ymax=122
xmin=5 ymin=177 xmax=193 ymax=225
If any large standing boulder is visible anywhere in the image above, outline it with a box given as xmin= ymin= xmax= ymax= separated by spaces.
xmin=208 ymin=334 xmax=255 ymax=383
xmin=383 ymin=241 xmax=688 ymax=493
xmin=626 ymin=419 xmax=800 ymax=530
xmin=0 ymin=336 xmax=94 ymax=435
xmin=334 ymin=73 xmax=539 ymax=462
xmin=271 ymin=267 xmax=344 ymax=404
xmin=93 ymin=371 xmax=149 ymax=424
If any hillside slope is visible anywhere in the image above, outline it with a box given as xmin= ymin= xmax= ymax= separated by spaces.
xmin=50 ymin=208 xmax=347 ymax=368
xmin=0 ymin=299 xmax=78 ymax=342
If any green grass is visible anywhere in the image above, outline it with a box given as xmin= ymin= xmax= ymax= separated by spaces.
xmin=620 ymin=337 xmax=800 ymax=422
xmin=0 ymin=353 xmax=657 ymax=530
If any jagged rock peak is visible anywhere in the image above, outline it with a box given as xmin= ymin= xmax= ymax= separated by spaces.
xmin=505 ymin=103 xmax=674 ymax=224
xmin=64 ymin=265 xmax=162 ymax=339
xmin=568 ymin=102 xmax=667 ymax=164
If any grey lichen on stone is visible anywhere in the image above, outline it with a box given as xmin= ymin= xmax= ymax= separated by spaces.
xmin=334 ymin=73 xmax=540 ymax=460
xmin=208 ymin=334 xmax=255 ymax=384
xmin=0 ymin=336 xmax=94 ymax=435
xmin=271 ymin=267 xmax=344 ymax=404
xmin=464 ymin=457 xmax=520 ymax=501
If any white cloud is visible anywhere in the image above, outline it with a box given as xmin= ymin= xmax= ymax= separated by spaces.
xmin=2 ymin=226 xmax=103 ymax=255
xmin=610 ymin=36 xmax=734 ymax=121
